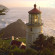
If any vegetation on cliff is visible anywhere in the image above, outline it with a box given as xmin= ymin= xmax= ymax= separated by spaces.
xmin=0 ymin=34 xmax=55 ymax=55
xmin=30 ymin=34 xmax=55 ymax=55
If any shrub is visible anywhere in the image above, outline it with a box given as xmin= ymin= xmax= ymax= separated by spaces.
xmin=10 ymin=47 xmax=25 ymax=55
xmin=38 ymin=48 xmax=54 ymax=55
xmin=26 ymin=49 xmax=38 ymax=55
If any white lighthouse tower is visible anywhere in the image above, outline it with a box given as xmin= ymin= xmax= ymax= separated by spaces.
xmin=26 ymin=4 xmax=43 ymax=48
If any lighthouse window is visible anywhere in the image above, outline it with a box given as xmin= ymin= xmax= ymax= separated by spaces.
xmin=34 ymin=16 xmax=38 ymax=22
xmin=35 ymin=19 xmax=37 ymax=22
xmin=30 ymin=28 xmax=32 ymax=31
xmin=29 ymin=14 xmax=32 ymax=23
xmin=35 ymin=15 xmax=36 ymax=18
xmin=29 ymin=14 xmax=31 ymax=18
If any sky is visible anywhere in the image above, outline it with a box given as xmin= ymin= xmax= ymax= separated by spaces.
xmin=0 ymin=0 xmax=55 ymax=8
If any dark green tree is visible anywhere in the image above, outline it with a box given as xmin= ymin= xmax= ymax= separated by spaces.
xmin=30 ymin=34 xmax=55 ymax=52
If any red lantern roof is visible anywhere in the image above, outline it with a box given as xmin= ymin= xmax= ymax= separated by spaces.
xmin=28 ymin=4 xmax=41 ymax=14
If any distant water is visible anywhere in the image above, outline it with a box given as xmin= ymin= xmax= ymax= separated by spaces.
xmin=0 ymin=7 xmax=55 ymax=36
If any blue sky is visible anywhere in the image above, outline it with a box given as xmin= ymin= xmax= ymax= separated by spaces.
xmin=0 ymin=0 xmax=55 ymax=8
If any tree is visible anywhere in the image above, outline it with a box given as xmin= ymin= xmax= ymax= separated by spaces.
xmin=47 ymin=36 xmax=54 ymax=44
xmin=31 ymin=34 xmax=46 ymax=50
xmin=30 ymin=34 xmax=55 ymax=52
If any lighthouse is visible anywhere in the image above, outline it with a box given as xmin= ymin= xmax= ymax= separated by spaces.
xmin=26 ymin=4 xmax=43 ymax=48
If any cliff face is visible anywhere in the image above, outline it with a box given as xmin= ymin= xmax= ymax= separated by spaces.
xmin=0 ymin=5 xmax=8 ymax=13
xmin=0 ymin=19 xmax=27 ymax=38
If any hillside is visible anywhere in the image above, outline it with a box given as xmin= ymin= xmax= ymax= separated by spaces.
xmin=0 ymin=19 xmax=27 ymax=39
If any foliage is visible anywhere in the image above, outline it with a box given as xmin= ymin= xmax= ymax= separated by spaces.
xmin=0 ymin=38 xmax=26 ymax=55
xmin=39 ymin=48 xmax=54 ymax=55
xmin=0 ymin=34 xmax=55 ymax=55
xmin=18 ymin=38 xmax=26 ymax=43
xmin=30 ymin=34 xmax=55 ymax=55
xmin=0 ymin=44 xmax=38 ymax=55
xmin=26 ymin=49 xmax=38 ymax=55
xmin=0 ymin=38 xmax=26 ymax=46
xmin=10 ymin=47 xmax=26 ymax=55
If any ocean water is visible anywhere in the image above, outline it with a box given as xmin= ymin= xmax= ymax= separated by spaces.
xmin=0 ymin=7 xmax=55 ymax=36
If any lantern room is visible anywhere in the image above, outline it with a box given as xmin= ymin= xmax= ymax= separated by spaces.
xmin=28 ymin=4 xmax=41 ymax=24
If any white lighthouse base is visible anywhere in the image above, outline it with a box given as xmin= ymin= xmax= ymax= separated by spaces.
xmin=26 ymin=26 xmax=43 ymax=49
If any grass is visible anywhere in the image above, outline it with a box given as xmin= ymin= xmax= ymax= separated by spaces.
xmin=18 ymin=38 xmax=26 ymax=43
xmin=0 ymin=38 xmax=26 ymax=46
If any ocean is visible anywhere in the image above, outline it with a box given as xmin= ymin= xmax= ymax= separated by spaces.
xmin=0 ymin=7 xmax=55 ymax=36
